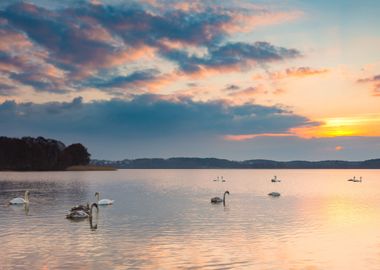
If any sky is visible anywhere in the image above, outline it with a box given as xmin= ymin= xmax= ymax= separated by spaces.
xmin=0 ymin=0 xmax=379 ymax=161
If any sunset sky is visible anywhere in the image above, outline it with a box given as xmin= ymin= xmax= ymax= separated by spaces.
xmin=0 ymin=0 xmax=379 ymax=160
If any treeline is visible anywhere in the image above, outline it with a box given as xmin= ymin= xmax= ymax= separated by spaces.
xmin=91 ymin=157 xmax=380 ymax=169
xmin=0 ymin=136 xmax=90 ymax=171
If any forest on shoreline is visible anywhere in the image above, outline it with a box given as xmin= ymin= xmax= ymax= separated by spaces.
xmin=0 ymin=136 xmax=90 ymax=171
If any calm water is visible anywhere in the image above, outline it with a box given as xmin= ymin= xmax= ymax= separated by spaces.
xmin=1 ymin=169 xmax=380 ymax=270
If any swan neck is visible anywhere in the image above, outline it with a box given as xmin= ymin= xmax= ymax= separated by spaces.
xmin=24 ymin=191 xmax=29 ymax=202
xmin=90 ymin=203 xmax=98 ymax=217
xmin=96 ymin=193 xmax=100 ymax=202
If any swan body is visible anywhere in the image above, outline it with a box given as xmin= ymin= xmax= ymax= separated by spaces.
xmin=211 ymin=197 xmax=223 ymax=203
xmin=67 ymin=203 xmax=98 ymax=219
xmin=271 ymin=176 xmax=281 ymax=183
xmin=71 ymin=203 xmax=90 ymax=212
xmin=268 ymin=192 xmax=281 ymax=197
xmin=66 ymin=210 xmax=89 ymax=219
xmin=9 ymin=191 xmax=29 ymax=205
xmin=95 ymin=192 xmax=114 ymax=205
xmin=211 ymin=190 xmax=230 ymax=204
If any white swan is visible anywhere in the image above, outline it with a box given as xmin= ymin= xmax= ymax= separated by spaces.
xmin=271 ymin=176 xmax=281 ymax=182
xmin=95 ymin=192 xmax=114 ymax=205
xmin=268 ymin=192 xmax=281 ymax=197
xmin=9 ymin=190 xmax=29 ymax=205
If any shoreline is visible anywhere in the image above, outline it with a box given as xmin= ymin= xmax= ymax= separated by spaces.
xmin=1 ymin=167 xmax=380 ymax=171
xmin=66 ymin=165 xmax=117 ymax=171
xmin=0 ymin=165 xmax=117 ymax=172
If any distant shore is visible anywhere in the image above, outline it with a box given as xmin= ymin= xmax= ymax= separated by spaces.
xmin=66 ymin=165 xmax=117 ymax=171
xmin=91 ymin=157 xmax=380 ymax=169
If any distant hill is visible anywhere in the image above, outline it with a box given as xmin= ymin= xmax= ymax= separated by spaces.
xmin=91 ymin=157 xmax=380 ymax=169
xmin=0 ymin=136 xmax=90 ymax=171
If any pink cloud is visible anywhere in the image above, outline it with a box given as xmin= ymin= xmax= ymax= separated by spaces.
xmin=224 ymin=133 xmax=293 ymax=141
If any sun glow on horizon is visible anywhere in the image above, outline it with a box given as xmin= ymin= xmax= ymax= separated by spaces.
xmin=223 ymin=114 xmax=380 ymax=141
xmin=292 ymin=114 xmax=380 ymax=138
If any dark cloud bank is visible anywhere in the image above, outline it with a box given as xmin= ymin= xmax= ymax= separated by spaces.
xmin=0 ymin=95 xmax=319 ymax=158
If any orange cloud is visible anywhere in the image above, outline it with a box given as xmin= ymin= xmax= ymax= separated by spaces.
xmin=335 ymin=146 xmax=343 ymax=151
xmin=0 ymin=28 xmax=33 ymax=52
xmin=286 ymin=67 xmax=329 ymax=77
xmin=270 ymin=67 xmax=329 ymax=80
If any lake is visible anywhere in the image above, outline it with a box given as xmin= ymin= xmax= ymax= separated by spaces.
xmin=1 ymin=169 xmax=380 ymax=269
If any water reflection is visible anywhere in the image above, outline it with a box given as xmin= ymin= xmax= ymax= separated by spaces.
xmin=8 ymin=203 xmax=29 ymax=215
xmin=0 ymin=169 xmax=380 ymax=269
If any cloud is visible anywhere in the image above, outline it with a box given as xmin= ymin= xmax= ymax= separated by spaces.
xmin=224 ymin=84 xmax=240 ymax=91
xmin=226 ymin=86 xmax=267 ymax=103
xmin=335 ymin=145 xmax=343 ymax=151
xmin=0 ymin=1 xmax=303 ymax=96
xmin=0 ymin=82 xmax=17 ymax=96
xmin=357 ymin=74 xmax=380 ymax=83
xmin=162 ymin=42 xmax=300 ymax=74
xmin=224 ymin=133 xmax=293 ymax=141
xmin=269 ymin=66 xmax=328 ymax=80
xmin=88 ymin=69 xmax=159 ymax=89
xmin=0 ymin=94 xmax=315 ymax=140
xmin=285 ymin=67 xmax=328 ymax=77
xmin=10 ymin=72 xmax=68 ymax=94
xmin=375 ymin=84 xmax=380 ymax=96
xmin=357 ymin=74 xmax=380 ymax=96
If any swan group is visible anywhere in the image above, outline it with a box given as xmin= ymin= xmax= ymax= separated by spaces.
xmin=9 ymin=173 xmax=366 ymax=221
xmin=213 ymin=176 xmax=226 ymax=182
xmin=348 ymin=176 xmax=362 ymax=182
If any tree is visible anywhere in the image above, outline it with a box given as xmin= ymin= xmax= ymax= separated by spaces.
xmin=60 ymin=143 xmax=91 ymax=168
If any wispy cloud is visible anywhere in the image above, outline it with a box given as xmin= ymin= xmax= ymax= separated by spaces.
xmin=162 ymin=42 xmax=300 ymax=74
xmin=270 ymin=66 xmax=329 ymax=80
xmin=357 ymin=74 xmax=380 ymax=96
